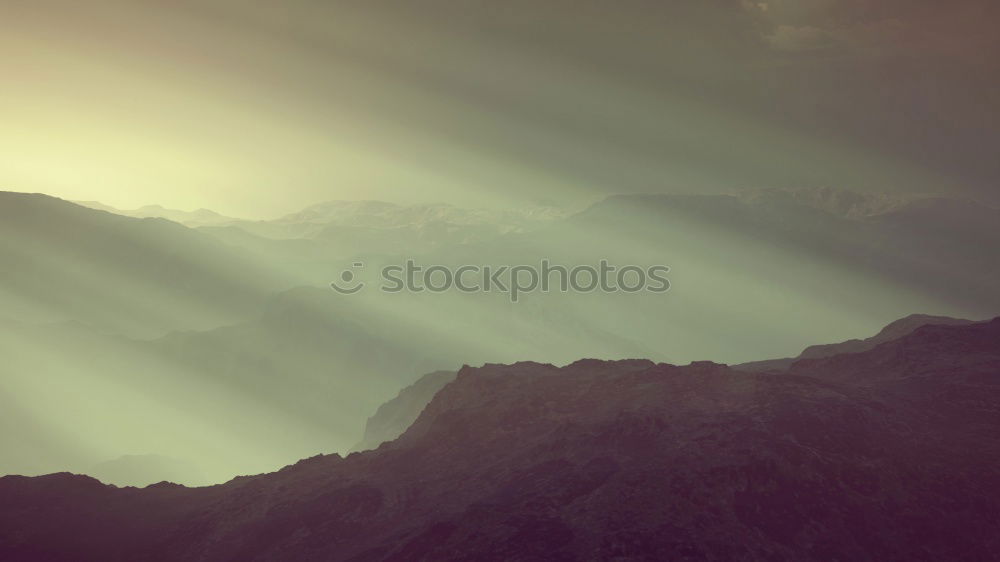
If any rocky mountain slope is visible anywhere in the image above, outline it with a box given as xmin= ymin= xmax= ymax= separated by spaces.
xmin=1 ymin=319 xmax=998 ymax=561
xmin=351 ymin=370 xmax=456 ymax=453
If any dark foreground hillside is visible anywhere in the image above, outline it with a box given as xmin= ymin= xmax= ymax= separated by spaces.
xmin=2 ymin=319 xmax=999 ymax=561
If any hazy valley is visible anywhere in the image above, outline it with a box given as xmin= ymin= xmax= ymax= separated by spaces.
xmin=3 ymin=188 xmax=998 ymax=486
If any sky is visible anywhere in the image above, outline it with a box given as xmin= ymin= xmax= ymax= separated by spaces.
xmin=1 ymin=0 xmax=998 ymax=218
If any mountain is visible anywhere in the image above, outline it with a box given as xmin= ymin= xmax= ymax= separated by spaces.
xmin=5 ymin=186 xmax=997 ymax=488
xmin=268 ymin=200 xmax=565 ymax=235
xmin=576 ymin=189 xmax=1000 ymax=315
xmin=77 ymin=198 xmax=568 ymax=243
xmin=192 ymin=199 xmax=563 ymax=241
xmin=73 ymin=200 xmax=122 ymax=214
xmin=790 ymin=319 xmax=1000 ymax=385
xmin=75 ymin=201 xmax=240 ymax=228
xmin=0 ymin=281 xmax=659 ymax=483
xmin=799 ymin=314 xmax=976 ymax=358
xmin=518 ymin=187 xmax=999 ymax=363
xmin=359 ymin=315 xmax=977 ymax=458
xmin=0 ymin=192 xmax=288 ymax=337
xmin=1 ymin=319 xmax=998 ymax=561
xmin=193 ymin=200 xmax=568 ymax=263
xmin=0 ymin=287 xmax=448 ymax=482
xmin=351 ymin=370 xmax=456 ymax=453
xmin=736 ymin=313 xmax=975 ymax=372
xmin=58 ymin=187 xmax=1000 ymax=363
xmin=126 ymin=205 xmax=237 ymax=228
xmin=87 ymin=455 xmax=208 ymax=488
xmin=137 ymin=286 xmax=658 ymax=460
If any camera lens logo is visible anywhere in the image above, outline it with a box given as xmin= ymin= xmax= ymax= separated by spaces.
xmin=331 ymin=262 xmax=365 ymax=294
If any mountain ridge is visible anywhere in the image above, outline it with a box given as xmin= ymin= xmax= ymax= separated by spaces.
xmin=0 ymin=191 xmax=288 ymax=337
xmin=2 ymin=318 xmax=998 ymax=560
xmin=737 ymin=313 xmax=976 ymax=372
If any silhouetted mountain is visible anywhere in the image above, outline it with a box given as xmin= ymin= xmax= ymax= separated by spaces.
xmin=790 ymin=319 xmax=1000 ymax=385
xmin=800 ymin=314 xmax=975 ymax=358
xmin=1 ymin=319 xmax=997 ymax=561
xmin=0 ymin=192 xmax=287 ymax=337
xmin=737 ymin=313 xmax=975 ymax=372
xmin=351 ymin=370 xmax=456 ymax=453
xmin=88 ymin=455 xmax=208 ymax=488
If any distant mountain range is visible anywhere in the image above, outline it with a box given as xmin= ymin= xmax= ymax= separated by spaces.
xmin=74 ymin=201 xmax=240 ymax=228
xmin=573 ymin=187 xmax=1000 ymax=314
xmin=3 ymin=187 xmax=999 ymax=487
xmin=413 ymin=186 xmax=999 ymax=363
xmin=0 ymin=192 xmax=290 ymax=337
xmin=78 ymin=198 xmax=567 ymax=246
xmin=1 ymin=318 xmax=998 ymax=561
